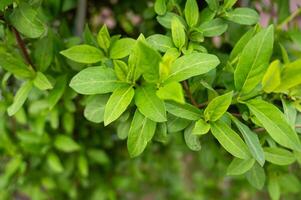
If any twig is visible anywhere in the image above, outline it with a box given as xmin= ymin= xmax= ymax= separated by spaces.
xmin=74 ymin=0 xmax=87 ymax=36
xmin=11 ymin=27 xmax=35 ymax=69
xmin=182 ymin=81 xmax=198 ymax=107
xmin=277 ymin=7 xmax=301 ymax=30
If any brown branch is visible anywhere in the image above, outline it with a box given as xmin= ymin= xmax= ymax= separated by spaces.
xmin=182 ymin=81 xmax=198 ymax=107
xmin=11 ymin=27 xmax=35 ymax=69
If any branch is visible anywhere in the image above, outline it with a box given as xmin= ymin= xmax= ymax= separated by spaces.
xmin=182 ymin=81 xmax=198 ymax=107
xmin=11 ymin=27 xmax=35 ymax=70
xmin=74 ymin=0 xmax=87 ymax=36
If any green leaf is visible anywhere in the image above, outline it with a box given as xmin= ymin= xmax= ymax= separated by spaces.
xmin=229 ymin=26 xmax=257 ymax=61
xmin=127 ymin=110 xmax=156 ymax=157
xmin=204 ymin=91 xmax=233 ymax=121
xmin=78 ymin=154 xmax=88 ymax=177
xmin=135 ymin=85 xmax=167 ymax=122
xmin=185 ymin=0 xmax=199 ymax=27
xmin=167 ymin=114 xmax=190 ymax=132
xmin=165 ymin=53 xmax=220 ymax=83
xmin=7 ymin=81 xmax=33 ymax=116
xmin=246 ymin=163 xmax=266 ymax=189
xmin=113 ymin=60 xmax=128 ymax=81
xmin=84 ymin=95 xmax=109 ymax=123
xmin=154 ymin=0 xmax=166 ymax=15
xmin=135 ymin=41 xmax=162 ymax=82
xmin=279 ymin=174 xmax=301 ymax=193
xmin=156 ymin=82 xmax=185 ymax=103
xmin=48 ymin=75 xmax=67 ymax=109
xmin=109 ymin=38 xmax=136 ymax=59
xmin=268 ymin=173 xmax=280 ymax=200
xmin=205 ymin=0 xmax=219 ymax=11
xmin=224 ymin=8 xmax=259 ymax=25
xmin=192 ymin=118 xmax=210 ymax=135
xmin=184 ymin=123 xmax=202 ymax=151
xmin=264 ymin=147 xmax=296 ymax=165
xmin=104 ymin=85 xmax=134 ymax=125
xmin=70 ymin=66 xmax=124 ymax=95
xmin=87 ymin=149 xmax=110 ymax=165
xmin=9 ymin=3 xmax=46 ymax=38
xmin=227 ymin=158 xmax=255 ymax=176
xmin=33 ymin=72 xmax=53 ymax=90
xmin=146 ymin=34 xmax=174 ymax=52
xmin=234 ymin=25 xmax=274 ymax=94
xmin=210 ymin=120 xmax=250 ymax=159
xmin=60 ymin=45 xmax=104 ymax=64
xmin=47 ymin=153 xmax=64 ymax=173
xmin=231 ymin=115 xmax=265 ymax=166
xmin=54 ymin=135 xmax=80 ymax=153
xmin=274 ymin=59 xmax=301 ymax=92
xmin=0 ymin=52 xmax=34 ymax=78
xmin=171 ymin=17 xmax=186 ymax=49
xmin=33 ymin=34 xmax=54 ymax=72
xmin=223 ymin=0 xmax=238 ymax=9
xmin=157 ymin=12 xmax=186 ymax=29
xmin=198 ymin=18 xmax=228 ymax=37
xmin=154 ymin=123 xmax=168 ymax=144
xmin=165 ymin=101 xmax=202 ymax=120
xmin=246 ymin=99 xmax=301 ymax=151
xmin=97 ymin=24 xmax=110 ymax=51
xmin=262 ymin=60 xmax=281 ymax=93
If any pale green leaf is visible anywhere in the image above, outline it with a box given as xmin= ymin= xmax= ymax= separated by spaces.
xmin=97 ymin=24 xmax=110 ymax=51
xmin=171 ymin=17 xmax=186 ymax=49
xmin=109 ymin=38 xmax=136 ymax=59
xmin=246 ymin=163 xmax=266 ymax=189
xmin=225 ymin=8 xmax=259 ymax=25
xmin=198 ymin=18 xmax=228 ymax=37
xmin=104 ymin=85 xmax=134 ymax=125
xmin=33 ymin=72 xmax=53 ymax=90
xmin=54 ymin=135 xmax=80 ymax=153
xmin=184 ymin=123 xmax=202 ymax=151
xmin=146 ymin=34 xmax=174 ymax=52
xmin=165 ymin=101 xmax=202 ymax=120
xmin=262 ymin=60 xmax=281 ymax=93
xmin=135 ymin=85 xmax=167 ymax=122
xmin=227 ymin=158 xmax=255 ymax=176
xmin=192 ymin=118 xmax=210 ymax=135
xmin=156 ymin=82 xmax=185 ymax=103
xmin=185 ymin=0 xmax=199 ymax=27
xmin=84 ymin=95 xmax=109 ymax=123
xmin=264 ymin=147 xmax=296 ymax=165
xmin=154 ymin=0 xmax=166 ymax=15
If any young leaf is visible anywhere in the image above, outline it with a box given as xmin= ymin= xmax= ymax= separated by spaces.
xmin=227 ymin=158 xmax=255 ymax=176
xmin=104 ymin=85 xmax=134 ymax=125
xmin=97 ymin=24 xmax=110 ymax=51
xmin=154 ymin=0 xmax=166 ymax=15
xmin=198 ymin=18 xmax=228 ymax=37
xmin=127 ymin=110 xmax=156 ymax=157
xmin=33 ymin=72 xmax=53 ymax=90
xmin=246 ymin=163 xmax=266 ymax=189
xmin=231 ymin=115 xmax=265 ymax=166
xmin=192 ymin=118 xmax=211 ymax=135
xmin=185 ymin=0 xmax=199 ymax=28
xmin=171 ymin=17 xmax=186 ymax=49
xmin=146 ymin=34 xmax=174 ymax=52
xmin=9 ymin=3 xmax=46 ymax=38
xmin=84 ymin=95 xmax=109 ymax=123
xmin=135 ymin=85 xmax=167 ymax=122
xmin=47 ymin=153 xmax=64 ymax=173
xmin=264 ymin=147 xmax=296 ymax=165
xmin=156 ymin=82 xmax=185 ymax=103
xmin=165 ymin=101 xmax=202 ymax=120
xmin=274 ymin=59 xmax=301 ymax=92
xmin=69 ymin=66 xmax=125 ymax=95
xmin=184 ymin=123 xmax=202 ymax=151
xmin=60 ymin=45 xmax=104 ymax=64
xmin=48 ymin=75 xmax=67 ymax=109
xmin=135 ymin=41 xmax=162 ymax=82
xmin=109 ymin=38 xmax=136 ymax=59
xmin=0 ymin=52 xmax=34 ymax=78
xmin=210 ymin=120 xmax=251 ymax=159
xmin=246 ymin=99 xmax=301 ymax=151
xmin=7 ymin=81 xmax=33 ymax=116
xmin=165 ymin=53 xmax=220 ymax=83
xmin=204 ymin=91 xmax=233 ymax=121
xmin=54 ymin=135 xmax=80 ymax=153
xmin=234 ymin=25 xmax=274 ymax=94
xmin=224 ymin=8 xmax=259 ymax=25
xmin=262 ymin=60 xmax=281 ymax=93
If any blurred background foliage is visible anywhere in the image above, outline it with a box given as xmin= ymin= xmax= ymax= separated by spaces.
xmin=1 ymin=0 xmax=301 ymax=199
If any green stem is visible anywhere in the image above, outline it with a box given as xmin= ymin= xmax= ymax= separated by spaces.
xmin=277 ymin=7 xmax=301 ymax=30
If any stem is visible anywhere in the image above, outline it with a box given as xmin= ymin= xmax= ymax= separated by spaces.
xmin=182 ymin=81 xmax=198 ymax=107
xmin=74 ymin=0 xmax=87 ymax=36
xmin=11 ymin=27 xmax=35 ymax=70
xmin=277 ymin=7 xmax=301 ymax=30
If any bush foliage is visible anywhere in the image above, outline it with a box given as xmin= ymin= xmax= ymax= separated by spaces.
xmin=1 ymin=0 xmax=301 ymax=199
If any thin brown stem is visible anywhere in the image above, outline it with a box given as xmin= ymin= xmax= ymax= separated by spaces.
xmin=182 ymin=81 xmax=198 ymax=107
xmin=11 ymin=27 xmax=35 ymax=69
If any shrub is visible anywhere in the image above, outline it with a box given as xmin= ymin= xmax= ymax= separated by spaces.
xmin=1 ymin=0 xmax=301 ymax=199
